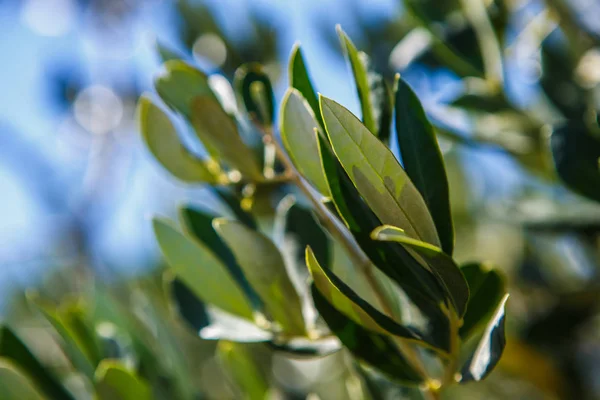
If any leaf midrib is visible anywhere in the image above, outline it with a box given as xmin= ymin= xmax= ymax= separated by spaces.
xmin=325 ymin=101 xmax=430 ymax=244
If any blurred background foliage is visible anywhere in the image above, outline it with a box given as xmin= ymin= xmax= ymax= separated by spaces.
xmin=1 ymin=0 xmax=600 ymax=398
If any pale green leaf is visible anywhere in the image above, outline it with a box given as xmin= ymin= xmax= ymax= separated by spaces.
xmin=137 ymin=96 xmax=217 ymax=183
xmin=153 ymin=218 xmax=255 ymax=321
xmin=280 ymin=89 xmax=330 ymax=195
xmin=0 ymin=359 xmax=46 ymax=400
xmin=95 ymin=361 xmax=151 ymax=400
xmin=190 ymin=96 xmax=263 ymax=181
xmin=214 ymin=219 xmax=306 ymax=336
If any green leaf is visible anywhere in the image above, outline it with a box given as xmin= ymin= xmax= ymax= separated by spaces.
xmin=459 ymin=263 xmax=506 ymax=340
xmin=371 ymin=225 xmax=468 ymax=317
xmin=137 ymin=96 xmax=217 ymax=183
xmin=217 ymin=342 xmax=270 ymax=400
xmin=153 ymin=218 xmax=255 ymax=320
xmin=311 ymin=285 xmax=424 ymax=385
xmin=234 ymin=63 xmax=275 ymax=126
xmin=395 ymin=78 xmax=454 ymax=254
xmin=179 ymin=206 xmax=259 ymax=308
xmin=0 ymin=359 xmax=46 ymax=400
xmin=289 ymin=44 xmax=323 ymax=128
xmin=337 ymin=26 xmax=392 ymax=140
xmin=154 ymin=60 xmax=217 ymax=119
xmin=320 ymin=95 xmax=440 ymax=248
xmin=31 ymin=300 xmax=96 ymax=380
xmin=316 ymin=133 xmax=451 ymax=352
xmin=214 ymin=219 xmax=306 ymax=336
xmin=95 ymin=361 xmax=152 ymax=400
xmin=280 ymin=89 xmax=330 ymax=195
xmin=551 ymin=120 xmax=600 ymax=203
xmin=190 ymin=96 xmax=263 ymax=180
xmin=0 ymin=327 xmax=74 ymax=400
xmin=306 ymin=247 xmax=424 ymax=342
xmin=460 ymin=294 xmax=509 ymax=382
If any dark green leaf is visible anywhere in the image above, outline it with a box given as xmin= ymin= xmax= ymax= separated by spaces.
xmin=234 ymin=63 xmax=275 ymax=126
xmin=395 ymin=78 xmax=454 ymax=255
xmin=95 ymin=361 xmax=152 ymax=400
xmin=541 ymin=38 xmax=587 ymax=120
xmin=170 ymin=277 xmax=209 ymax=332
xmin=289 ymin=44 xmax=323 ymax=128
xmin=311 ymin=285 xmax=424 ymax=385
xmin=137 ymin=96 xmax=218 ymax=183
xmin=280 ymin=88 xmax=330 ymax=195
xmin=460 ymin=294 xmax=509 ymax=382
xmin=320 ymin=95 xmax=440 ymax=247
xmin=459 ymin=263 xmax=506 ymax=340
xmin=0 ymin=327 xmax=74 ymax=400
xmin=306 ymin=247 xmax=425 ymax=343
xmin=214 ymin=219 xmax=306 ymax=335
xmin=449 ymin=92 xmax=509 ymax=113
xmin=372 ymin=225 xmax=468 ymax=317
xmin=317 ymin=133 xmax=451 ymax=352
xmin=153 ymin=218 xmax=255 ymax=320
xmin=337 ymin=26 xmax=392 ymax=140
xmin=551 ymin=120 xmax=600 ymax=203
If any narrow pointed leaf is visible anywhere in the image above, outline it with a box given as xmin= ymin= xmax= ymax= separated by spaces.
xmin=289 ymin=44 xmax=323 ymax=128
xmin=306 ymin=247 xmax=424 ymax=342
xmin=214 ymin=219 xmax=306 ymax=335
xmin=337 ymin=27 xmax=392 ymax=140
xmin=32 ymin=301 xmax=96 ymax=380
xmin=0 ymin=327 xmax=74 ymax=400
xmin=280 ymin=89 xmax=330 ymax=195
xmin=234 ymin=64 xmax=275 ymax=126
xmin=0 ymin=359 xmax=46 ymax=400
xmin=153 ymin=218 xmax=255 ymax=320
xmin=395 ymin=78 xmax=454 ymax=254
xmin=460 ymin=294 xmax=509 ymax=382
xmin=317 ymin=134 xmax=451 ymax=352
xmin=320 ymin=95 xmax=440 ymax=247
xmin=138 ymin=96 xmax=217 ymax=183
xmin=95 ymin=361 xmax=152 ymax=400
xmin=179 ymin=206 xmax=259 ymax=307
xmin=372 ymin=225 xmax=468 ymax=317
xmin=459 ymin=263 xmax=506 ymax=340
xmin=191 ymin=96 xmax=263 ymax=180
xmin=311 ymin=285 xmax=424 ymax=385
xmin=551 ymin=120 xmax=600 ymax=203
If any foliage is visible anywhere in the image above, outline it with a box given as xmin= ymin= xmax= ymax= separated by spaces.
xmin=4 ymin=0 xmax=600 ymax=399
